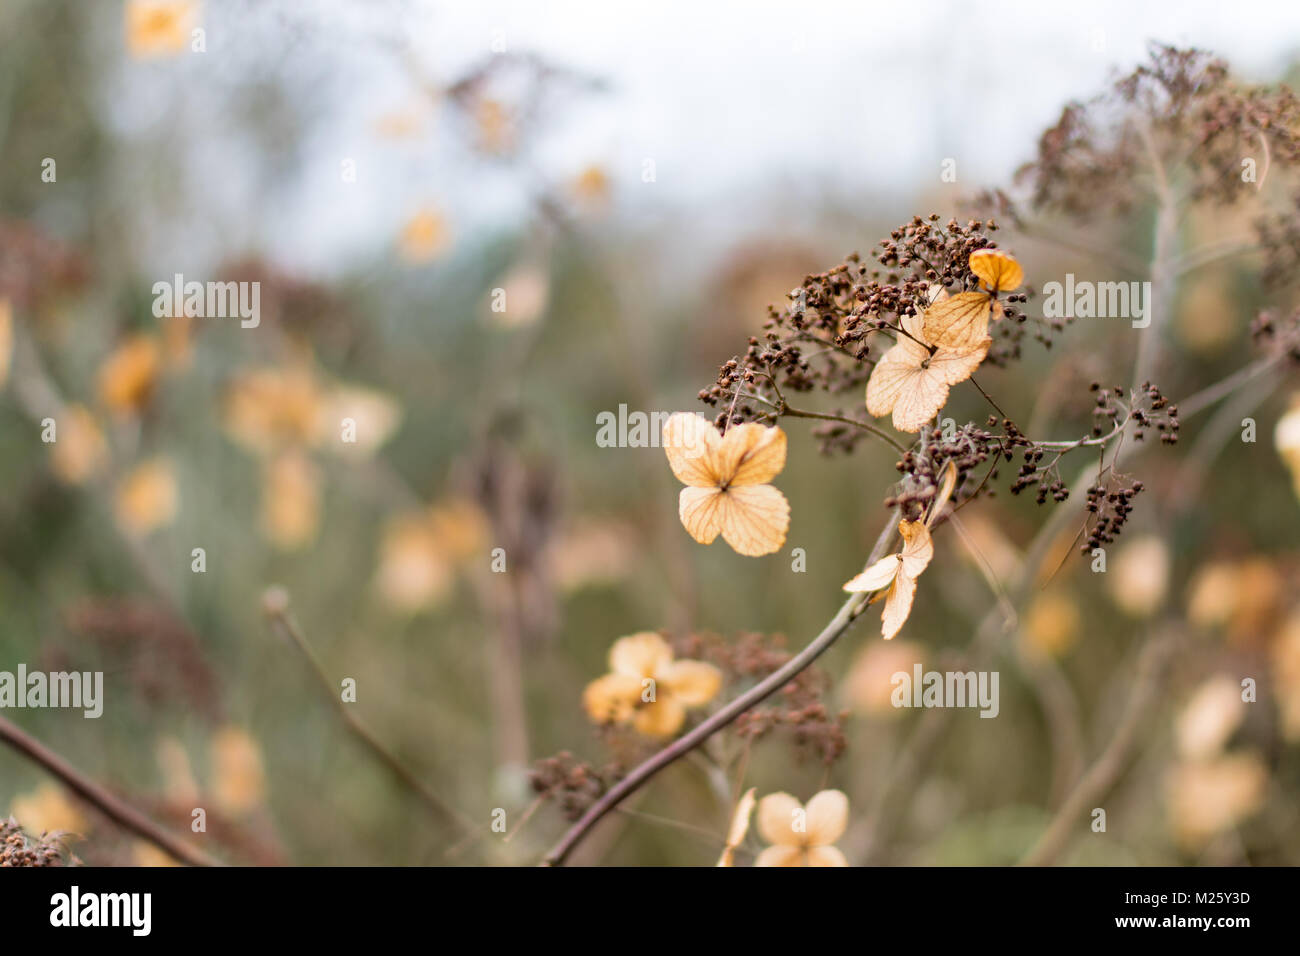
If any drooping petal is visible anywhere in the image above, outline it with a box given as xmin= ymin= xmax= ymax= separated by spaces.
xmin=922 ymin=291 xmax=994 ymax=351
xmin=968 ymin=249 xmax=1023 ymax=294
xmin=804 ymin=845 xmax=849 ymax=867
xmin=889 ymin=369 xmax=951 ymax=433
xmin=804 ymin=789 xmax=849 ymax=846
xmin=866 ymin=353 xmax=921 ymax=419
xmin=609 ymin=632 xmax=674 ymax=678
xmin=632 ymin=695 xmax=687 ymax=738
xmin=843 ymin=554 xmax=902 ymax=593
xmin=724 ymin=788 xmax=757 ymax=851
xmin=581 ymin=673 xmax=642 ymax=724
xmin=679 ymin=486 xmax=726 ymax=544
xmin=658 ymin=660 xmax=723 ymax=707
xmin=722 ymin=423 xmax=787 ymax=486
xmin=756 ymin=792 xmax=805 ymax=847
xmin=881 ymin=573 xmax=918 ymax=641
xmin=754 ymin=844 xmax=806 ymax=867
xmin=717 ymin=484 xmax=790 ymax=556
xmin=662 ymin=412 xmax=722 ymax=487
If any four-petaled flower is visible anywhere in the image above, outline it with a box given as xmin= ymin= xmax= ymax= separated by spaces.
xmin=583 ymin=632 xmax=723 ymax=738
xmin=662 ymin=412 xmax=790 ymax=556
xmin=754 ymin=789 xmax=849 ymax=867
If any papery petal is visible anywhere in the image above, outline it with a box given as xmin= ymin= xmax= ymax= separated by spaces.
xmin=922 ymin=291 xmax=994 ymax=351
xmin=898 ymin=520 xmax=935 ymax=578
xmin=843 ymin=554 xmax=902 ymax=593
xmin=804 ymin=789 xmax=849 ymax=846
xmin=632 ymin=695 xmax=687 ymax=738
xmin=804 ymin=845 xmax=849 ymax=867
xmin=969 ymin=249 xmax=1023 ymax=293
xmin=663 ymin=412 xmax=722 ymax=487
xmin=890 ymin=369 xmax=951 ymax=433
xmin=756 ymin=792 xmax=805 ymax=847
xmin=679 ymin=486 xmax=726 ymax=544
xmin=717 ymin=484 xmax=790 ymax=556
xmin=930 ymin=336 xmax=990 ymax=387
xmin=581 ymin=673 xmax=642 ymax=724
xmin=659 ymin=660 xmax=723 ymax=707
xmin=754 ymin=845 xmax=806 ymax=867
xmin=881 ymin=573 xmax=918 ymax=641
xmin=722 ymin=423 xmax=787 ymax=486
xmin=609 ymin=632 xmax=674 ymax=678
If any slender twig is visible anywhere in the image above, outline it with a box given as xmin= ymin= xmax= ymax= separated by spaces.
xmin=779 ymin=405 xmax=908 ymax=454
xmin=261 ymin=588 xmax=475 ymax=832
xmin=0 ymin=715 xmax=220 ymax=867
xmin=541 ymin=512 xmax=900 ymax=866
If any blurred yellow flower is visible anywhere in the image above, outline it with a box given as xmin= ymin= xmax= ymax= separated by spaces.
xmin=571 ymin=164 xmax=610 ymax=212
xmin=125 ymin=0 xmax=197 ymax=59
xmin=755 ymin=789 xmax=849 ymax=866
xmin=427 ymin=498 xmax=489 ymax=563
xmin=1275 ymin=394 xmax=1300 ymax=501
xmin=717 ymin=787 xmax=756 ymax=867
xmin=398 ymin=209 xmax=451 ymax=264
xmin=1186 ymin=557 xmax=1284 ymax=647
xmin=222 ymin=365 xmax=326 ymax=454
xmin=550 ymin=518 xmax=636 ymax=592
xmin=662 ymin=412 xmax=790 ymax=557
xmin=484 ymin=261 xmax=550 ymax=329
xmin=1166 ymin=753 xmax=1266 ymax=850
xmin=97 ymin=334 xmax=161 ymax=417
xmin=261 ymin=451 xmax=320 ymax=550
xmin=583 ymin=632 xmax=722 ymax=738
xmin=844 ymin=640 xmax=925 ymax=716
xmin=155 ymin=736 xmax=200 ymax=805
xmin=211 ymin=726 xmax=265 ymax=816
xmin=114 ymin=457 xmax=178 ymax=535
xmin=10 ymin=783 xmax=86 ymax=837
xmin=1175 ymin=675 xmax=1246 ymax=761
xmin=373 ymin=511 xmax=454 ymax=612
xmin=1107 ymin=534 xmax=1170 ymax=617
xmin=474 ymin=99 xmax=515 ymax=155
xmin=1021 ymin=590 xmax=1081 ymax=657
xmin=49 ymin=404 xmax=108 ymax=485
xmin=324 ymin=384 xmax=402 ymax=458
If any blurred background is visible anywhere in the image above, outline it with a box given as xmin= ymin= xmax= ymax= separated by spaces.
xmin=2 ymin=0 xmax=1299 ymax=865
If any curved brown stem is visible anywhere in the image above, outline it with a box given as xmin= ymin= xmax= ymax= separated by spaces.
xmin=0 ymin=714 xmax=220 ymax=867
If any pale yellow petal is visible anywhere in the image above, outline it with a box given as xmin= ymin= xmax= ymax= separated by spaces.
xmin=890 ymin=368 xmax=951 ymax=433
xmin=632 ymin=695 xmax=686 ymax=737
xmin=659 ymin=660 xmax=722 ymax=707
xmin=754 ymin=842 xmax=800 ymax=868
xmin=968 ymin=249 xmax=1023 ymax=293
xmin=922 ymin=291 xmax=994 ymax=351
xmin=717 ymin=484 xmax=790 ymax=556
xmin=754 ymin=844 xmax=806 ymax=867
xmin=756 ymin=792 xmax=805 ymax=847
xmin=609 ymin=631 xmax=673 ymax=678
xmin=804 ymin=845 xmax=849 ymax=867
xmin=804 ymin=789 xmax=849 ymax=846
xmin=663 ymin=412 xmax=722 ymax=487
xmin=898 ymin=520 xmax=935 ymax=578
xmin=582 ymin=673 xmax=642 ymax=724
xmin=929 ymin=336 xmax=990 ymax=387
xmin=843 ymin=554 xmax=902 ymax=593
xmin=718 ymin=422 xmax=787 ymax=486
xmin=866 ymin=356 xmax=920 ymax=419
xmin=881 ymin=574 xmax=918 ymax=641
xmin=724 ymin=788 xmax=757 ymax=849
xmin=927 ymin=461 xmax=959 ymax=527
xmin=679 ymin=486 xmax=726 ymax=544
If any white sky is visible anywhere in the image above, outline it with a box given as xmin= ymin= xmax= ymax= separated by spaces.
xmin=103 ymin=0 xmax=1300 ymax=274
